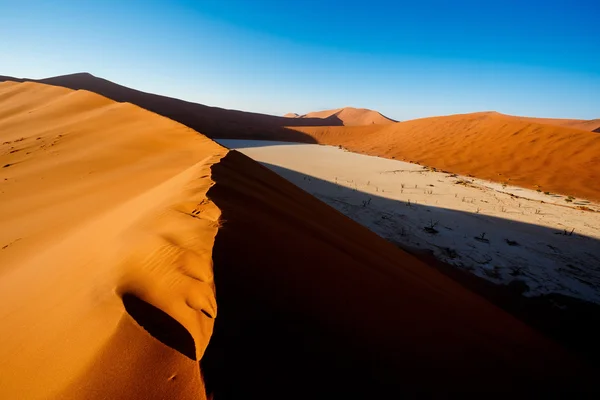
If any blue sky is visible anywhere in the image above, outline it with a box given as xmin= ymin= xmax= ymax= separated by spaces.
xmin=1 ymin=0 xmax=598 ymax=120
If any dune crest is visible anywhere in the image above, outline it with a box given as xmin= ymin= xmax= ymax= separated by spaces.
xmin=0 ymin=73 xmax=338 ymax=142
xmin=0 ymin=81 xmax=226 ymax=399
xmin=503 ymin=113 xmax=600 ymax=132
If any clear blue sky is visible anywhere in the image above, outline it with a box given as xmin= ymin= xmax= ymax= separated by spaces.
xmin=1 ymin=0 xmax=599 ymax=120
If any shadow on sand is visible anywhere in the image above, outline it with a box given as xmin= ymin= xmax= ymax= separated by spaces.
xmin=259 ymin=162 xmax=600 ymax=363
xmin=201 ymin=151 xmax=598 ymax=399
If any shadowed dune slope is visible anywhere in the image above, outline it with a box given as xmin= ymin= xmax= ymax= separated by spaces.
xmin=0 ymin=73 xmax=329 ymax=142
xmin=201 ymin=150 xmax=595 ymax=398
xmin=292 ymin=112 xmax=600 ymax=201
xmin=285 ymin=106 xmax=397 ymax=125
xmin=0 ymin=81 xmax=226 ymax=399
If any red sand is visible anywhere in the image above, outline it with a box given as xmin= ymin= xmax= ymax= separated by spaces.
xmin=292 ymin=112 xmax=600 ymax=201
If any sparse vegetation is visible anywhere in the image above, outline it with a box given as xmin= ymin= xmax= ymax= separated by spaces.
xmin=505 ymin=239 xmax=520 ymax=246
xmin=442 ymin=247 xmax=458 ymax=259
xmin=484 ymin=266 xmax=501 ymax=279
xmin=474 ymin=232 xmax=490 ymax=244
xmin=423 ymin=220 xmax=439 ymax=234
xmin=555 ymin=228 xmax=575 ymax=236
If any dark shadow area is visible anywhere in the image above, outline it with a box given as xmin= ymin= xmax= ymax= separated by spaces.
xmin=0 ymin=73 xmax=334 ymax=143
xmin=201 ymin=150 xmax=597 ymax=399
xmin=122 ymin=293 xmax=196 ymax=360
xmin=260 ymin=162 xmax=600 ymax=366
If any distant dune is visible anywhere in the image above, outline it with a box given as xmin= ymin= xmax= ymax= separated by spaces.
xmin=285 ymin=106 xmax=397 ymax=126
xmin=292 ymin=112 xmax=600 ymax=201
xmin=1 ymin=81 xmax=595 ymax=398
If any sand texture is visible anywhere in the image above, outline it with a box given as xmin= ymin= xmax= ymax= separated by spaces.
xmin=0 ymin=81 xmax=225 ymax=399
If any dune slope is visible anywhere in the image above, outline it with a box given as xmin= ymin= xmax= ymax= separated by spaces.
xmin=285 ymin=106 xmax=397 ymax=125
xmin=201 ymin=149 xmax=595 ymax=398
xmin=0 ymin=81 xmax=226 ymax=399
xmin=292 ymin=112 xmax=600 ymax=201
xmin=510 ymin=114 xmax=600 ymax=132
xmin=0 ymin=73 xmax=333 ymax=142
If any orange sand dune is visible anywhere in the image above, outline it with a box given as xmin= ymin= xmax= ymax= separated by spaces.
xmin=0 ymin=81 xmax=225 ymax=399
xmin=284 ymin=106 xmax=397 ymax=125
xmin=505 ymin=113 xmax=600 ymax=132
xmin=292 ymin=112 xmax=600 ymax=201
xmin=0 ymin=81 xmax=596 ymax=399
xmin=0 ymin=73 xmax=329 ymax=142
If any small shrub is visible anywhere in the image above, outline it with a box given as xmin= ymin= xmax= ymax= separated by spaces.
xmin=474 ymin=232 xmax=490 ymax=244
xmin=423 ymin=220 xmax=439 ymax=234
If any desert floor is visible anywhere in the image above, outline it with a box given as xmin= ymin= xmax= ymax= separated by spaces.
xmin=219 ymin=140 xmax=600 ymax=304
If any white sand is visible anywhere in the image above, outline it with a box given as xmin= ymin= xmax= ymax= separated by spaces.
xmin=218 ymin=140 xmax=600 ymax=304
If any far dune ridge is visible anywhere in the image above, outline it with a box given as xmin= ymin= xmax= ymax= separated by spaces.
xmin=291 ymin=111 xmax=600 ymax=201
xmin=284 ymin=106 xmax=397 ymax=126
xmin=0 ymin=73 xmax=335 ymax=143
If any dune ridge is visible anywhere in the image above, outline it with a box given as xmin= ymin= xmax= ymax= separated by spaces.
xmin=0 ymin=81 xmax=226 ymax=399
xmin=284 ymin=106 xmax=397 ymax=125
xmin=291 ymin=111 xmax=600 ymax=201
xmin=0 ymin=73 xmax=335 ymax=142
xmin=506 ymin=113 xmax=600 ymax=132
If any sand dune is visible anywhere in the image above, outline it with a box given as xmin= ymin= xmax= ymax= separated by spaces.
xmin=506 ymin=113 xmax=600 ymax=132
xmin=0 ymin=81 xmax=225 ymax=399
xmin=291 ymin=112 xmax=600 ymax=201
xmin=0 ymin=81 xmax=597 ymax=398
xmin=285 ymin=106 xmax=397 ymax=125
xmin=0 ymin=73 xmax=332 ymax=142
